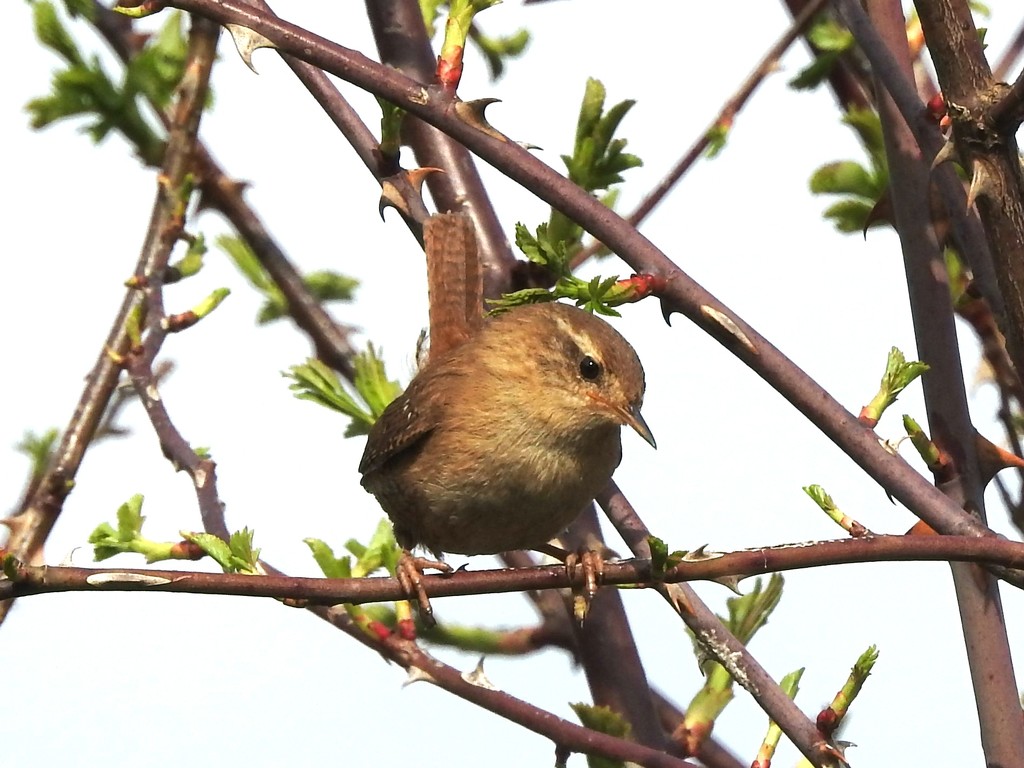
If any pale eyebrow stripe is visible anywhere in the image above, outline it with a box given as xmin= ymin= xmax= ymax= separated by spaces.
xmin=552 ymin=314 xmax=602 ymax=361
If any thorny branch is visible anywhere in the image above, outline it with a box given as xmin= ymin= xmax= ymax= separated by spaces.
xmin=5 ymin=534 xmax=1023 ymax=615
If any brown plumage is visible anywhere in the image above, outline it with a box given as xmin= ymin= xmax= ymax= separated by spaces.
xmin=359 ymin=302 xmax=654 ymax=557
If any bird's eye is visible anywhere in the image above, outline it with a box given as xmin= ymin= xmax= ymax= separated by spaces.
xmin=579 ymin=356 xmax=602 ymax=380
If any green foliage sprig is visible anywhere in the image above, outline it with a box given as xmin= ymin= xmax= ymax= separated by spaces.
xmin=16 ymin=428 xmax=59 ymax=480
xmin=217 ymin=235 xmax=358 ymax=325
xmin=305 ymin=519 xmax=402 ymax=579
xmin=789 ymin=17 xmax=855 ymax=91
xmin=549 ymin=78 xmax=642 ymax=250
xmin=27 ymin=4 xmax=191 ymax=165
xmin=860 ymin=347 xmax=929 ymax=425
xmin=809 ymin=108 xmax=889 ymax=233
xmin=489 ymin=224 xmax=656 ymax=316
xmin=285 ymin=348 xmax=401 ymax=437
xmin=683 ymin=575 xmax=785 ymax=734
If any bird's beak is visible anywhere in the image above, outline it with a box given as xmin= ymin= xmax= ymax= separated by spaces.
xmin=621 ymin=402 xmax=656 ymax=449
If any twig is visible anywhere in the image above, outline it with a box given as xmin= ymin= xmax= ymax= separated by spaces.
xmin=5 ymin=533 xmax=1024 ymax=602
xmin=830 ymin=0 xmax=1007 ymax=324
xmin=0 ymin=14 xmax=221 ymax=624
xmin=87 ymin=0 xmax=361 ymax=378
xmin=572 ymin=0 xmax=828 ymax=268
xmin=365 ymin=0 xmax=518 ymax=301
xmin=131 ymin=18 xmax=226 ymax=537
xmin=909 ymin=0 xmax=1024 ymax=373
xmin=867 ymin=2 xmax=1024 ymax=765
xmin=598 ymin=483 xmax=838 ymax=767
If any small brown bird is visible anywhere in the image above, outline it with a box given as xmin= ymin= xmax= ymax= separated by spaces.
xmin=359 ymin=302 xmax=655 ymax=612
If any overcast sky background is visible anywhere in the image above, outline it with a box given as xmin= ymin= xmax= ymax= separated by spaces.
xmin=2 ymin=1 xmax=1023 ymax=766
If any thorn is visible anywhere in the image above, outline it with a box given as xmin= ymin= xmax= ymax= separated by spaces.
xmin=461 ymin=657 xmax=497 ymax=690
xmin=407 ymin=166 xmax=445 ymax=192
xmin=862 ymin=191 xmax=893 ymax=239
xmin=975 ymin=430 xmax=1024 ymax=485
xmin=660 ymin=297 xmax=679 ymax=326
xmin=453 ymin=98 xmax=507 ymax=142
xmin=967 ymin=159 xmax=997 ymax=209
xmin=516 ymin=141 xmax=543 ymax=152
xmin=930 ymin=138 xmax=957 ymax=170
xmin=378 ymin=168 xmax=443 ymax=221
xmin=879 ymin=438 xmax=903 ymax=456
xmin=681 ymin=544 xmax=725 ymax=562
xmin=711 ymin=574 xmax=744 ymax=594
xmin=224 ymin=23 xmax=277 ymax=73
xmin=59 ymin=546 xmax=80 ymax=567
xmin=403 ymin=666 xmax=437 ymax=687
xmin=663 ymin=583 xmax=695 ymax=615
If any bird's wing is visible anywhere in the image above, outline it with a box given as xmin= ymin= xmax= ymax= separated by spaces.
xmin=358 ymin=368 xmax=445 ymax=477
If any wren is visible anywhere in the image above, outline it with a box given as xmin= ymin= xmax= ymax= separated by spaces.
xmin=358 ymin=301 xmax=654 ymax=614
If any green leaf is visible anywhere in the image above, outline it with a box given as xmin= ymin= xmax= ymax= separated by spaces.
xmin=62 ymin=0 xmax=96 ymax=19
xmin=821 ymin=198 xmax=876 ymax=233
xmin=181 ymin=529 xmax=259 ymax=573
xmin=862 ymin=347 xmax=929 ymax=422
xmin=351 ymin=345 xmax=403 ymax=428
xmin=168 ymin=233 xmax=206 ymax=280
xmin=126 ymin=12 xmax=189 ymax=108
xmin=470 ymin=26 xmax=530 ymax=80
xmin=809 ymin=161 xmax=878 ymax=199
xmin=486 ymin=287 xmax=558 ymax=314
xmin=779 ymin=667 xmax=805 ymax=698
xmin=359 ymin=519 xmax=402 ymax=576
xmin=286 ymin=358 xmax=373 ymax=426
xmin=513 ymin=222 xmax=571 ymax=275
xmin=305 ymin=538 xmax=353 ymax=578
xmin=117 ymin=494 xmax=146 ymax=540
xmin=881 ymin=347 xmax=929 ymax=399
xmin=419 ymin=0 xmax=444 ymax=35
xmin=563 ymin=78 xmax=642 ymax=193
xmin=807 ymin=19 xmax=854 ymax=51
xmin=649 ymin=535 xmax=668 ymax=578
xmin=286 ymin=350 xmax=399 ymax=436
xmin=789 ymin=52 xmax=840 ymax=90
xmin=303 ymin=270 xmax=360 ymax=303
xmin=182 ymin=532 xmax=235 ymax=571
xmin=88 ymin=494 xmax=161 ymax=561
xmin=191 ymin=287 xmax=231 ymax=321
xmin=704 ymin=123 xmax=730 ymax=158
xmin=228 ymin=528 xmax=260 ymax=573
xmin=790 ymin=18 xmax=853 ymax=91
xmin=87 ymin=523 xmax=122 ymax=561
xmin=16 ymin=428 xmax=59 ymax=477
xmin=842 ymin=107 xmax=886 ymax=170
xmin=217 ymin=235 xmax=357 ymax=324
xmin=802 ymin=484 xmax=837 ymax=513
xmin=724 ymin=574 xmax=784 ymax=644
xmin=569 ymin=703 xmax=630 ymax=768
xmin=376 ymin=96 xmax=405 ymax=158
xmin=218 ymin=234 xmax=273 ymax=291
xmin=34 ymin=1 xmax=84 ymax=67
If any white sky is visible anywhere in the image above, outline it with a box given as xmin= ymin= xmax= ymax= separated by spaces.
xmin=2 ymin=1 xmax=1023 ymax=766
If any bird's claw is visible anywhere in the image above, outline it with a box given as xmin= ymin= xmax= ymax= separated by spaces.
xmin=565 ymin=549 xmax=606 ymax=623
xmin=397 ymin=550 xmax=452 ymax=628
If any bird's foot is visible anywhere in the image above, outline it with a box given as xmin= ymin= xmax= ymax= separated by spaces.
xmin=536 ymin=543 xmax=608 ymax=623
xmin=565 ymin=549 xmax=606 ymax=623
xmin=397 ymin=550 xmax=453 ymax=628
